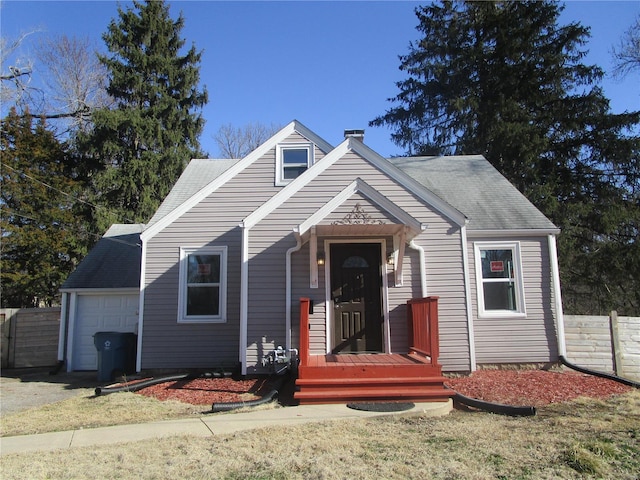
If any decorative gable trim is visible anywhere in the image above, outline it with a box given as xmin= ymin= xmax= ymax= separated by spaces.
xmin=293 ymin=178 xmax=425 ymax=289
xmin=141 ymin=120 xmax=333 ymax=241
xmin=297 ymin=178 xmax=424 ymax=237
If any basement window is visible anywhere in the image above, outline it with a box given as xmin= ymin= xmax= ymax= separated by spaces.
xmin=276 ymin=144 xmax=313 ymax=185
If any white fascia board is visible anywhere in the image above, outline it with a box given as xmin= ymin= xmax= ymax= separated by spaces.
xmin=348 ymin=142 xmax=468 ymax=227
xmin=297 ymin=178 xmax=423 ymax=236
xmin=466 ymin=228 xmax=561 ymax=238
xmin=292 ymin=119 xmax=334 ymax=154
xmin=141 ymin=120 xmax=333 ymax=242
xmin=243 ymin=139 xmax=352 ymax=230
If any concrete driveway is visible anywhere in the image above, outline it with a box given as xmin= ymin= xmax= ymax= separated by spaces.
xmin=0 ymin=368 xmax=99 ymax=416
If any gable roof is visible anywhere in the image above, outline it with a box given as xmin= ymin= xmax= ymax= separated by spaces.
xmin=146 ymin=158 xmax=239 ymax=228
xmin=243 ymin=137 xmax=468 ymax=230
xmin=141 ymin=121 xmax=556 ymax=240
xmin=389 ymin=155 xmax=557 ymax=232
xmin=141 ymin=120 xmax=334 ymax=241
xmin=62 ymin=224 xmax=144 ymax=290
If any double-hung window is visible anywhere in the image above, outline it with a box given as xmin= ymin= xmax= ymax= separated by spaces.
xmin=178 ymin=246 xmax=227 ymax=323
xmin=474 ymin=242 xmax=525 ymax=317
xmin=276 ymin=143 xmax=313 ymax=185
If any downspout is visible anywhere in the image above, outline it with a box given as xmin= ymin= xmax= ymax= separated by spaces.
xmin=408 ymin=239 xmax=427 ymax=297
xmin=239 ymin=222 xmax=249 ymax=375
xmin=285 ymin=229 xmax=303 ymax=353
xmin=136 ymin=240 xmax=147 ymax=372
xmin=548 ymin=234 xmax=566 ymax=357
xmin=460 ymin=225 xmax=477 ymax=371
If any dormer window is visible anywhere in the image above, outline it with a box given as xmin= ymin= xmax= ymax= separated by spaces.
xmin=276 ymin=143 xmax=313 ymax=185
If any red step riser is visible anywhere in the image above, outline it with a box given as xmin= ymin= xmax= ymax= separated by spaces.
xmin=297 ymin=365 xmax=442 ymax=380
xmin=294 ymin=389 xmax=453 ymax=403
xmin=294 ymin=381 xmax=454 ymax=404
xmin=296 ymin=378 xmax=447 ymax=387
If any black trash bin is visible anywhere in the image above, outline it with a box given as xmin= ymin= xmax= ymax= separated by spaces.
xmin=94 ymin=332 xmax=137 ymax=382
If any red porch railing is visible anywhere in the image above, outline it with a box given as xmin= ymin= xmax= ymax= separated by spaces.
xmin=407 ymin=296 xmax=440 ymax=367
xmin=295 ymin=296 xmax=450 ymax=404
xmin=298 ymin=296 xmax=440 ymax=369
xmin=299 ymin=297 xmax=311 ymax=368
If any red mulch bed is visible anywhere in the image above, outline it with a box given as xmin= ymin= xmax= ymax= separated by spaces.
xmin=446 ymin=370 xmax=632 ymax=407
xmin=135 ymin=377 xmax=273 ymax=406
xmin=129 ymin=370 xmax=633 ymax=408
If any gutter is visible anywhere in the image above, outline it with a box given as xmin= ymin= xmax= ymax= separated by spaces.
xmin=408 ymin=239 xmax=427 ymax=297
xmin=548 ymin=234 xmax=566 ymax=357
xmin=239 ymin=222 xmax=249 ymax=376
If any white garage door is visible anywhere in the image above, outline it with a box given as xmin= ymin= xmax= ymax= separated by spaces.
xmin=73 ymin=294 xmax=139 ymax=370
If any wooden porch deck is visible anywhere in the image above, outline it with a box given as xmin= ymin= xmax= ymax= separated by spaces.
xmin=294 ymin=298 xmax=454 ymax=404
xmin=304 ymin=352 xmax=433 ymax=367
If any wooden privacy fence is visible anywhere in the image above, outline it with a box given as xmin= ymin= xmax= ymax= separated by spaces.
xmin=1 ymin=308 xmax=61 ymax=369
xmin=564 ymin=311 xmax=639 ymax=381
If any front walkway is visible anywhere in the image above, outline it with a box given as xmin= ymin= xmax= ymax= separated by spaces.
xmin=0 ymin=401 xmax=452 ymax=455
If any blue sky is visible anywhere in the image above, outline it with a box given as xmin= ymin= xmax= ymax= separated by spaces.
xmin=1 ymin=0 xmax=638 ymax=157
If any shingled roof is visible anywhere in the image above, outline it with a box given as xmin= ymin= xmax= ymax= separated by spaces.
xmin=146 ymin=158 xmax=239 ymax=228
xmin=61 ymin=224 xmax=145 ymax=290
xmin=389 ymin=155 xmax=557 ymax=231
xmin=148 ymin=154 xmax=556 ymax=233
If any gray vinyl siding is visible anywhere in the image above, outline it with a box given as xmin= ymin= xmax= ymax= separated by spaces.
xmin=469 ymin=236 xmax=559 ymax=365
xmin=142 ymin=132 xmax=324 ymax=370
xmin=247 ymin=150 xmax=471 ymax=372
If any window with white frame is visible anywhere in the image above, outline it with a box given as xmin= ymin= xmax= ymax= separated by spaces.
xmin=276 ymin=143 xmax=313 ymax=185
xmin=178 ymin=246 xmax=227 ymax=323
xmin=474 ymin=242 xmax=525 ymax=317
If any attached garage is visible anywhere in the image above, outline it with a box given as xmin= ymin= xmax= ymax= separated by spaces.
xmin=59 ymin=224 xmax=144 ymax=372
xmin=70 ymin=292 xmax=139 ymax=370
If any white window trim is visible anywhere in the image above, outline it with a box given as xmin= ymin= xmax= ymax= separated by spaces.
xmin=275 ymin=143 xmax=314 ymax=186
xmin=474 ymin=241 xmax=526 ymax=318
xmin=178 ymin=246 xmax=227 ymax=323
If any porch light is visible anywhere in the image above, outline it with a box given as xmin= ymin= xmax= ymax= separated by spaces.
xmin=387 ymin=252 xmax=395 ymax=266
xmin=317 ymin=251 xmax=325 ymax=266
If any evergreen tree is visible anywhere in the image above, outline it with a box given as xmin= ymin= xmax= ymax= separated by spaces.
xmin=371 ymin=1 xmax=640 ymax=314
xmin=1 ymin=108 xmax=90 ymax=307
xmin=79 ymin=0 xmax=208 ymax=229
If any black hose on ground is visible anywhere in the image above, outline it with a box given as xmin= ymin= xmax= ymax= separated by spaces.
xmin=447 ymin=387 xmax=537 ymax=416
xmin=559 ymin=355 xmax=640 ymax=389
xmin=210 ymin=375 xmax=287 ymax=413
xmin=94 ymin=371 xmax=233 ymax=396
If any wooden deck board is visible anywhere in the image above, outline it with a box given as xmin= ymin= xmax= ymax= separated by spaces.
xmin=314 ymin=353 xmax=431 ymax=367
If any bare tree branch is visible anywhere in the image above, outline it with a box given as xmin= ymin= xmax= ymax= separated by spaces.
xmin=1 ymin=32 xmax=111 ymax=134
xmin=36 ymin=34 xmax=112 ymax=131
xmin=0 ymin=31 xmax=38 ymax=107
xmin=213 ymin=122 xmax=282 ymax=158
xmin=612 ymin=15 xmax=640 ymax=79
